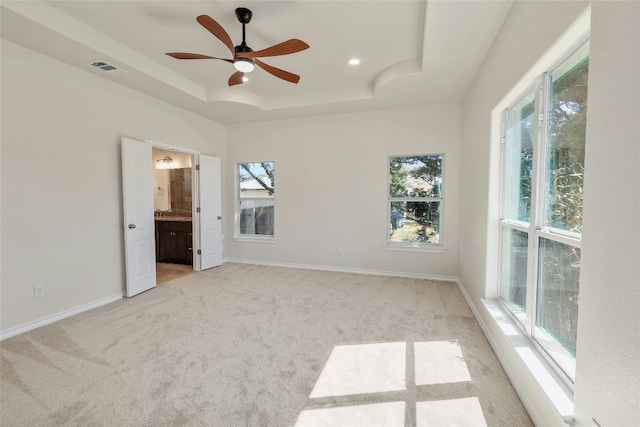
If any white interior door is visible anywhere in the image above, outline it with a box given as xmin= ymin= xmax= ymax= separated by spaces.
xmin=121 ymin=137 xmax=156 ymax=297
xmin=199 ymin=155 xmax=223 ymax=270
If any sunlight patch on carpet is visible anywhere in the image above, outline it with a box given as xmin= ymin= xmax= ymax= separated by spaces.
xmin=416 ymin=397 xmax=487 ymax=426
xmin=414 ymin=340 xmax=471 ymax=385
xmin=295 ymin=401 xmax=405 ymax=427
xmin=309 ymin=342 xmax=406 ymax=398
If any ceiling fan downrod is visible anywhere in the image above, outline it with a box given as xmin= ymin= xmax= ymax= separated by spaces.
xmin=233 ymin=7 xmax=254 ymax=71
xmin=236 ymin=7 xmax=252 ymax=48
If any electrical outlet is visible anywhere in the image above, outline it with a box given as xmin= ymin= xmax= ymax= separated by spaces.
xmin=354 ymin=248 xmax=360 ymax=256
xmin=34 ymin=285 xmax=44 ymax=298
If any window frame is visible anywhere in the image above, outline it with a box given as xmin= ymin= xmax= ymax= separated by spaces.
xmin=385 ymin=154 xmax=445 ymax=253
xmin=234 ymin=161 xmax=276 ymax=242
xmin=498 ymin=37 xmax=589 ymax=387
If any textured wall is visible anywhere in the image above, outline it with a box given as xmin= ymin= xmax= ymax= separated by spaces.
xmin=573 ymin=2 xmax=640 ymax=426
xmin=1 ymin=40 xmax=225 ymax=331
xmin=459 ymin=1 xmax=639 ymax=425
xmin=225 ymin=104 xmax=461 ymax=278
xmin=458 ymin=1 xmax=591 ymax=425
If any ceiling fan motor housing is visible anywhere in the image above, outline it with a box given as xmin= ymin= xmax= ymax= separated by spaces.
xmin=235 ymin=45 xmax=253 ymax=54
xmin=235 ymin=7 xmax=252 ymax=24
xmin=234 ymin=44 xmax=254 ymax=72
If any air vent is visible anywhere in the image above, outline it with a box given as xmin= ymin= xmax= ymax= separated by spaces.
xmin=87 ymin=60 xmax=128 ymax=75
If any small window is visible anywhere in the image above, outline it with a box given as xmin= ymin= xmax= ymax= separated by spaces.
xmin=388 ymin=155 xmax=443 ymax=248
xmin=237 ymin=162 xmax=274 ymax=237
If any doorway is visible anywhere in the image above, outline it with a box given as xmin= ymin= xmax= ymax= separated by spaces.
xmin=152 ymin=147 xmax=195 ymax=284
xmin=122 ymin=137 xmax=223 ymax=297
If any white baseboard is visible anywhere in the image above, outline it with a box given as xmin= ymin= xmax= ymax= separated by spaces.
xmin=0 ymin=292 xmax=124 ymax=341
xmin=454 ymin=279 xmax=543 ymax=424
xmin=454 ymin=278 xmax=571 ymax=427
xmin=224 ymin=258 xmax=459 ymax=283
xmin=453 ymin=280 xmax=542 ymax=425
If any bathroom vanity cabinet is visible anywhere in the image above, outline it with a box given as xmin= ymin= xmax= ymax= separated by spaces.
xmin=155 ymin=219 xmax=193 ymax=265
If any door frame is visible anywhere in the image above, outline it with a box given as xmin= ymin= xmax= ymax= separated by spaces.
xmin=146 ymin=139 xmax=204 ymax=271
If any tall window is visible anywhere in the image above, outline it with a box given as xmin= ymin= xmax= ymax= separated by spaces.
xmin=388 ymin=155 xmax=443 ymax=247
xmin=499 ymin=40 xmax=589 ymax=382
xmin=237 ymin=162 xmax=275 ymax=237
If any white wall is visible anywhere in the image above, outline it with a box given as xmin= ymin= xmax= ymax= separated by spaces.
xmin=153 ymin=169 xmax=170 ymax=211
xmin=573 ymin=2 xmax=640 ymax=426
xmin=3 ymin=3 xmax=637 ymax=422
xmin=459 ymin=1 xmax=639 ymax=426
xmin=0 ymin=40 xmax=225 ymax=331
xmin=225 ymin=104 xmax=461 ymax=278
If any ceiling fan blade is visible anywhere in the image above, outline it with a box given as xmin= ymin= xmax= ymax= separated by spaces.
xmin=166 ymin=52 xmax=233 ymax=62
xmin=255 ymin=59 xmax=300 ymax=84
xmin=196 ymin=15 xmax=235 ymax=57
xmin=238 ymin=39 xmax=309 ymax=59
xmin=228 ymin=71 xmax=244 ymax=86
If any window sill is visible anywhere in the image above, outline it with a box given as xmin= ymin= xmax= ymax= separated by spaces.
xmin=233 ymin=236 xmax=276 ymax=244
xmin=481 ymin=299 xmax=575 ymax=425
xmin=384 ymin=244 xmax=445 ymax=253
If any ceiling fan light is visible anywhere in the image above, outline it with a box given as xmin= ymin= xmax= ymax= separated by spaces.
xmin=234 ymin=57 xmax=255 ymax=73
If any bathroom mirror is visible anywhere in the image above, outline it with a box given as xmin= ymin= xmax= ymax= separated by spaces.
xmin=169 ymin=168 xmax=192 ymax=213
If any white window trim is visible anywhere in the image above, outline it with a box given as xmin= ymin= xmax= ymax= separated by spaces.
xmin=497 ymin=35 xmax=590 ymax=389
xmin=233 ymin=235 xmax=276 ymax=243
xmin=384 ymin=243 xmax=446 ymax=253
xmin=485 ymin=8 xmax=590 ymax=423
xmin=386 ymin=154 xmax=445 ymax=252
xmin=235 ymin=162 xmax=275 ymax=240
xmin=482 ymin=299 xmax=575 ymax=423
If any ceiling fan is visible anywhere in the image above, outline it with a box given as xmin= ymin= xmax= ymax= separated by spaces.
xmin=166 ymin=7 xmax=309 ymax=86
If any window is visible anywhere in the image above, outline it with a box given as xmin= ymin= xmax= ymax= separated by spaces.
xmin=237 ymin=162 xmax=275 ymax=238
xmin=388 ymin=155 xmax=443 ymax=248
xmin=499 ymin=40 xmax=589 ymax=382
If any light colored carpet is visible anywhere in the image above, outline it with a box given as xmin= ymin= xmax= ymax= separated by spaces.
xmin=0 ymin=263 xmax=532 ymax=426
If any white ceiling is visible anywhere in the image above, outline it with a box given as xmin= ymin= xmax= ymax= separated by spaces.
xmin=1 ymin=1 xmax=513 ymax=124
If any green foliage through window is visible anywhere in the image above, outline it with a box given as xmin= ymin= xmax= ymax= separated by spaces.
xmin=498 ymin=39 xmax=588 ymax=381
xmin=388 ymin=155 xmax=443 ymax=244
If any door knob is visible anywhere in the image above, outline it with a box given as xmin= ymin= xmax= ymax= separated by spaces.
xmin=217 ymin=216 xmax=222 ymax=220
xmin=128 ymin=224 xmax=136 ymax=229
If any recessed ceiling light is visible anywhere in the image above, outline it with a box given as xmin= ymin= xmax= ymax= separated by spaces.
xmin=242 ymin=76 xmax=249 ymax=82
xmin=348 ymin=58 xmax=361 ymax=66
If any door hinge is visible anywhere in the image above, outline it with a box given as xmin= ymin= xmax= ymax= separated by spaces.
xmin=195 ymin=164 xmax=200 ymax=171
xmin=196 ymin=207 xmax=201 ymax=213
xmin=197 ymin=249 xmax=201 ymax=255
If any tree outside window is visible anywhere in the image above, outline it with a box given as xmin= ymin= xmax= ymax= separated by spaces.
xmin=499 ymin=40 xmax=588 ymax=381
xmin=388 ymin=155 xmax=443 ymax=245
xmin=238 ymin=162 xmax=275 ymax=237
